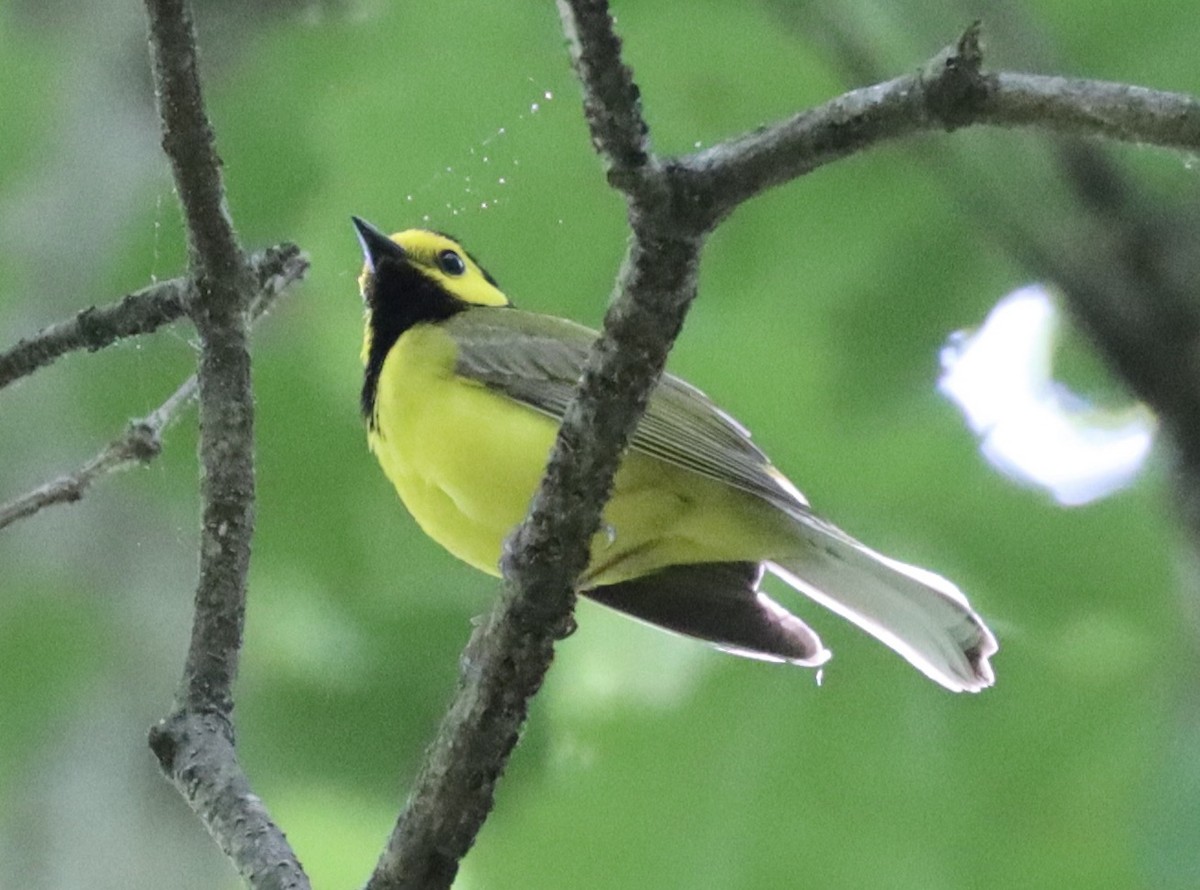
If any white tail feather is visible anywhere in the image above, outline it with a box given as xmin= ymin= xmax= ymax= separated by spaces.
xmin=768 ymin=523 xmax=997 ymax=692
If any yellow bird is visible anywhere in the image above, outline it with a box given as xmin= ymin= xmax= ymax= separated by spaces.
xmin=353 ymin=218 xmax=997 ymax=691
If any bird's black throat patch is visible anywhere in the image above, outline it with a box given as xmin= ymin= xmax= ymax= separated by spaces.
xmin=361 ymin=260 xmax=468 ymax=428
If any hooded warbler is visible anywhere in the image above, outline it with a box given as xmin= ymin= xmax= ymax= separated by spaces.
xmin=352 ymin=217 xmax=998 ymax=692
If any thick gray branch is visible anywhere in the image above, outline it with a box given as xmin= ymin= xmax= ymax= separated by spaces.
xmin=145 ymin=0 xmax=255 ymax=716
xmin=555 ymin=0 xmax=651 ymax=178
xmin=143 ymin=1 xmax=306 ymax=887
xmin=679 ymin=25 xmax=1200 ymax=226
xmin=144 ymin=0 xmax=244 ymax=285
xmin=148 ymin=713 xmax=307 ymax=890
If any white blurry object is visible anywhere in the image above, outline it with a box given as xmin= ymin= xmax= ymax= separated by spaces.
xmin=939 ymin=284 xmax=1156 ymax=506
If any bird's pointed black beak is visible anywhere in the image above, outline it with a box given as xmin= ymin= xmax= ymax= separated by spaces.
xmin=351 ymin=216 xmax=405 ymax=273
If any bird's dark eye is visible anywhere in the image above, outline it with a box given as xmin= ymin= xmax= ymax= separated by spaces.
xmin=437 ymin=250 xmax=466 ymax=276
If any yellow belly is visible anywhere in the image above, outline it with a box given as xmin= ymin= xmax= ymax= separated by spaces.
xmin=368 ymin=324 xmax=789 ymax=587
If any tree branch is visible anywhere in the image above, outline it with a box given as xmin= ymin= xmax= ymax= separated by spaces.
xmin=0 ymin=378 xmax=187 ymax=532
xmin=678 ymin=25 xmax=1200 ymax=227
xmin=145 ymin=0 xmax=244 ymax=283
xmin=145 ymin=0 xmax=256 ymax=711
xmin=0 ymin=244 xmax=307 ymax=534
xmin=987 ymin=71 xmax=1200 ymax=149
xmin=142 ymin=1 xmax=306 ymax=887
xmin=0 ymin=244 xmax=304 ymax=393
xmin=555 ymin=0 xmax=651 ymax=178
xmin=0 ymin=280 xmax=188 ymax=391
xmin=148 ymin=714 xmax=309 ymax=890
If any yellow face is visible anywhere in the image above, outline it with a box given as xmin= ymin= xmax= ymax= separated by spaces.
xmin=358 ymin=228 xmax=510 ymax=368
xmin=358 ymin=229 xmax=508 ymax=306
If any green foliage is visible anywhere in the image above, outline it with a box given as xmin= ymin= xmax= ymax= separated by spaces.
xmin=1 ymin=0 xmax=1198 ymax=886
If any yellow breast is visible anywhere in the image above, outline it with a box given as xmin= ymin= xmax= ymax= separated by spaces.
xmin=369 ymin=323 xmax=553 ymax=576
xmin=368 ymin=321 xmax=790 ymax=585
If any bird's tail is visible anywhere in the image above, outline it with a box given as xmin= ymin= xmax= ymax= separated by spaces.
xmin=768 ymin=516 xmax=997 ymax=692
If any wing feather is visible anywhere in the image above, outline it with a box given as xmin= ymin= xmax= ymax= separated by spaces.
xmin=444 ymin=308 xmax=807 ymax=515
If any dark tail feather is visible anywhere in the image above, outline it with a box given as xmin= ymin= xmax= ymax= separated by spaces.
xmin=582 ymin=561 xmax=830 ymax=666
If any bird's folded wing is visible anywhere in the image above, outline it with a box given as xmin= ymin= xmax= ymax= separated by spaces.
xmin=445 ymin=308 xmax=808 ymax=514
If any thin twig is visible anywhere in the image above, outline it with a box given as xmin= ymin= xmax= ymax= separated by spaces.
xmin=0 ymin=244 xmax=304 ymax=393
xmin=0 ymin=245 xmax=306 ymax=534
xmin=142 ymin=0 xmax=307 ymax=887
xmin=0 ymin=280 xmax=189 ymax=391
xmin=0 ymin=378 xmax=190 ymax=532
xmin=987 ymin=72 xmax=1200 ymax=149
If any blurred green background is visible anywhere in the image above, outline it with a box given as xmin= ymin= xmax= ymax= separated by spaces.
xmin=2 ymin=0 xmax=1198 ymax=887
